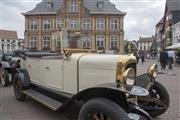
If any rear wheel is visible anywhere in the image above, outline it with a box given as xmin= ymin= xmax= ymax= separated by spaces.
xmin=0 ymin=69 xmax=9 ymax=87
xmin=79 ymin=98 xmax=129 ymax=120
xmin=13 ymin=73 xmax=26 ymax=101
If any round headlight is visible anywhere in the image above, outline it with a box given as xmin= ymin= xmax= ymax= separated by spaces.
xmin=148 ymin=64 xmax=158 ymax=78
xmin=123 ymin=68 xmax=136 ymax=85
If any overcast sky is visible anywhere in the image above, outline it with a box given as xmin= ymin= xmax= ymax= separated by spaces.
xmin=0 ymin=0 xmax=166 ymax=40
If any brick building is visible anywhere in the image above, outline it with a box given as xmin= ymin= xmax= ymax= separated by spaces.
xmin=23 ymin=0 xmax=126 ymax=52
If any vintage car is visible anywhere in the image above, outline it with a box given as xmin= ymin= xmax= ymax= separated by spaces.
xmin=0 ymin=53 xmax=20 ymax=87
xmin=13 ymin=51 xmax=169 ymax=120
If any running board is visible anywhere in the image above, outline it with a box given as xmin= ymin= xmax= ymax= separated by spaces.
xmin=23 ymin=89 xmax=62 ymax=111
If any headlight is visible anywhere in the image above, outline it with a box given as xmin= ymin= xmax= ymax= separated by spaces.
xmin=147 ymin=64 xmax=158 ymax=78
xmin=122 ymin=68 xmax=136 ymax=85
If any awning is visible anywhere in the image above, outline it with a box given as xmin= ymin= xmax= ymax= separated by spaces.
xmin=166 ymin=43 xmax=180 ymax=49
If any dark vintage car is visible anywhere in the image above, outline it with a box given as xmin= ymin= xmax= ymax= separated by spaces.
xmin=0 ymin=53 xmax=20 ymax=86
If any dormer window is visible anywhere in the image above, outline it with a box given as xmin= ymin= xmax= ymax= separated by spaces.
xmin=46 ymin=0 xmax=53 ymax=8
xmin=70 ymin=1 xmax=78 ymax=12
xmin=97 ymin=1 xmax=104 ymax=9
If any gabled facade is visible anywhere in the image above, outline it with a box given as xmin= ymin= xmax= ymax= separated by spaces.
xmin=160 ymin=0 xmax=180 ymax=49
xmin=0 ymin=30 xmax=19 ymax=53
xmin=138 ymin=36 xmax=154 ymax=52
xmin=23 ymin=0 xmax=126 ymax=52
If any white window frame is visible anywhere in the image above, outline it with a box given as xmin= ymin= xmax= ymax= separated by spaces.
xmin=97 ymin=2 xmax=104 ymax=9
xmin=70 ymin=1 xmax=78 ymax=12
xmin=43 ymin=36 xmax=51 ymax=48
xmin=96 ymin=18 xmax=105 ymax=30
xmin=55 ymin=36 xmax=61 ymax=48
xmin=111 ymin=19 xmax=119 ymax=30
xmin=82 ymin=19 xmax=91 ymax=30
xmin=29 ymin=37 xmax=37 ymax=48
xmin=96 ymin=35 xmax=105 ymax=47
xmin=56 ymin=19 xmax=64 ymax=30
xmin=30 ymin=20 xmax=38 ymax=30
xmin=111 ymin=36 xmax=118 ymax=48
xmin=69 ymin=19 xmax=79 ymax=29
xmin=43 ymin=19 xmax=51 ymax=30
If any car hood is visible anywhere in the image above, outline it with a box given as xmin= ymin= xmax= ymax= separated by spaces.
xmin=71 ymin=53 xmax=136 ymax=70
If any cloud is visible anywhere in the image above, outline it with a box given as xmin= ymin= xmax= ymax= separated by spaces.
xmin=0 ymin=0 xmax=166 ymax=40
xmin=110 ymin=0 xmax=166 ymax=40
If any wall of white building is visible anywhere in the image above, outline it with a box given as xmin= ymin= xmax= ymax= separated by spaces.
xmin=0 ymin=38 xmax=19 ymax=53
xmin=172 ymin=21 xmax=180 ymax=45
xmin=138 ymin=42 xmax=152 ymax=51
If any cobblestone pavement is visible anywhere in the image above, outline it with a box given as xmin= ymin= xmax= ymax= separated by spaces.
xmin=0 ymin=60 xmax=180 ymax=120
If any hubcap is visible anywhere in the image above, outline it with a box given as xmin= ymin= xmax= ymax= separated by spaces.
xmin=88 ymin=113 xmax=111 ymax=120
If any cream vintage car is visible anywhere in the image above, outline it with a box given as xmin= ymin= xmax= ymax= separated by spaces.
xmin=13 ymin=51 xmax=169 ymax=120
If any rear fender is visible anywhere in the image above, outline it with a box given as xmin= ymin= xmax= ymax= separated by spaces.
xmin=1 ymin=62 xmax=11 ymax=69
xmin=13 ymin=68 xmax=31 ymax=88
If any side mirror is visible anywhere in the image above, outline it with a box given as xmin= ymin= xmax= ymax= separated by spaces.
xmin=147 ymin=64 xmax=158 ymax=78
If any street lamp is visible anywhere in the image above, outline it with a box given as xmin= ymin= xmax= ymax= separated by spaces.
xmin=59 ymin=28 xmax=63 ymax=54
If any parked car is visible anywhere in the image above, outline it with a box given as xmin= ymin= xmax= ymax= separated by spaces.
xmin=0 ymin=53 xmax=20 ymax=87
xmin=13 ymin=51 xmax=169 ymax=120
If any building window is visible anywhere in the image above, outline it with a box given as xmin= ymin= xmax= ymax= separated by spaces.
xmin=111 ymin=19 xmax=118 ymax=30
xmin=43 ymin=19 xmax=51 ymax=30
xmin=1 ymin=39 xmax=4 ymax=42
xmin=82 ymin=19 xmax=91 ymax=30
xmin=83 ymin=41 xmax=90 ymax=48
xmin=140 ymin=46 xmax=142 ymax=50
xmin=111 ymin=36 xmax=118 ymax=48
xmin=96 ymin=35 xmax=105 ymax=48
xmin=69 ymin=19 xmax=79 ymax=29
xmin=56 ymin=36 xmax=61 ymax=48
xmin=43 ymin=36 xmax=50 ymax=48
xmin=144 ymin=46 xmax=146 ymax=50
xmin=7 ymin=44 xmax=10 ymax=50
xmin=56 ymin=19 xmax=64 ymax=30
xmin=70 ymin=1 xmax=78 ymax=12
xmin=30 ymin=20 xmax=38 ymax=30
xmin=97 ymin=2 xmax=104 ymax=9
xmin=96 ymin=18 xmax=105 ymax=30
xmin=29 ymin=37 xmax=37 ymax=48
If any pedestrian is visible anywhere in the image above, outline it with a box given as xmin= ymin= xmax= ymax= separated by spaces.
xmin=167 ymin=49 xmax=176 ymax=70
xmin=141 ymin=53 xmax=145 ymax=64
xmin=134 ymin=52 xmax=139 ymax=64
xmin=159 ymin=49 xmax=168 ymax=70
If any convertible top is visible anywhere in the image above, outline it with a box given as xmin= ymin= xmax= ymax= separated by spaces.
xmin=15 ymin=51 xmax=62 ymax=58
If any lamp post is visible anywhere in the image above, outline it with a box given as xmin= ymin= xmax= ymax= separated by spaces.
xmin=59 ymin=28 xmax=63 ymax=54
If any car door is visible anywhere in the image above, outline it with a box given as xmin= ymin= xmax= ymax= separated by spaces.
xmin=39 ymin=58 xmax=64 ymax=91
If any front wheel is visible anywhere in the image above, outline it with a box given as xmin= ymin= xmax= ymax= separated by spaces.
xmin=139 ymin=81 xmax=170 ymax=117
xmin=13 ymin=73 xmax=26 ymax=101
xmin=0 ymin=69 xmax=9 ymax=87
xmin=79 ymin=98 xmax=129 ymax=120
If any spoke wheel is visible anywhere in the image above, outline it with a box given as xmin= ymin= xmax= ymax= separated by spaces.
xmin=13 ymin=73 xmax=26 ymax=101
xmin=79 ymin=98 xmax=129 ymax=120
xmin=139 ymin=81 xmax=169 ymax=117
xmin=89 ymin=112 xmax=111 ymax=120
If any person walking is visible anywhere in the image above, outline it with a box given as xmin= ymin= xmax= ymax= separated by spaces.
xmin=167 ymin=49 xmax=176 ymax=70
xmin=141 ymin=53 xmax=145 ymax=64
xmin=159 ymin=49 xmax=168 ymax=70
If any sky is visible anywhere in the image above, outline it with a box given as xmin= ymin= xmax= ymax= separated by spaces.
xmin=0 ymin=0 xmax=166 ymax=40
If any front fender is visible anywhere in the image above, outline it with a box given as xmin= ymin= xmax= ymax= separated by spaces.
xmin=1 ymin=62 xmax=11 ymax=69
xmin=59 ymin=83 xmax=149 ymax=111
xmin=136 ymin=74 xmax=154 ymax=90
